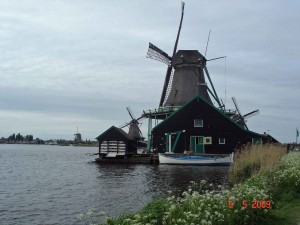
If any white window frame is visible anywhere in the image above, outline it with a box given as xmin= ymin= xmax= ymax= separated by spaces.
xmin=194 ymin=119 xmax=203 ymax=127
xmin=219 ymin=138 xmax=225 ymax=144
xmin=204 ymin=137 xmax=212 ymax=144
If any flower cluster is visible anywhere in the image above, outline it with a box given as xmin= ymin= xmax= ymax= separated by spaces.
xmin=270 ymin=152 xmax=300 ymax=199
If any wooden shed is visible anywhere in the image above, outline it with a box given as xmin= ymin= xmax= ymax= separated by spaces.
xmin=96 ymin=126 xmax=137 ymax=157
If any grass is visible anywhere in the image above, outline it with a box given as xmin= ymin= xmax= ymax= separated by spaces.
xmin=229 ymin=143 xmax=286 ymax=185
xmin=106 ymin=198 xmax=168 ymax=225
xmin=268 ymin=192 xmax=300 ymax=225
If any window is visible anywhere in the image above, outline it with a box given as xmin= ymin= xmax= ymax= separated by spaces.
xmin=194 ymin=119 xmax=203 ymax=127
xmin=219 ymin=138 xmax=225 ymax=144
xmin=174 ymin=90 xmax=179 ymax=97
xmin=204 ymin=137 xmax=212 ymax=144
xmin=196 ymin=136 xmax=204 ymax=144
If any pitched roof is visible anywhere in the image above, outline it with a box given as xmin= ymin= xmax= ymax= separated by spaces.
xmin=153 ymin=95 xmax=269 ymax=139
xmin=95 ymin=126 xmax=134 ymax=140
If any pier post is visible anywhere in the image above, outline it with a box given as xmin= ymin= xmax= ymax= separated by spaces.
xmin=147 ymin=118 xmax=152 ymax=152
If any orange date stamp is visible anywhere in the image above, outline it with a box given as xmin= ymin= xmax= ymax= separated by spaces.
xmin=228 ymin=200 xmax=271 ymax=209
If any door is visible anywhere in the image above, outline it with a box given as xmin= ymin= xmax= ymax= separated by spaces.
xmin=190 ymin=136 xmax=204 ymax=154
xmin=165 ymin=133 xmax=175 ymax=153
xmin=165 ymin=131 xmax=183 ymax=153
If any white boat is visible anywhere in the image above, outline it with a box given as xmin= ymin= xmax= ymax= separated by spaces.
xmin=158 ymin=153 xmax=234 ymax=166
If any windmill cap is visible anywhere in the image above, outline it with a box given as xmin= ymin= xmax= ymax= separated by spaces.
xmin=172 ymin=50 xmax=206 ymax=66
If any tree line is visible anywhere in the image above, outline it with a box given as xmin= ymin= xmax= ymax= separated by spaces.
xmin=1 ymin=133 xmax=34 ymax=142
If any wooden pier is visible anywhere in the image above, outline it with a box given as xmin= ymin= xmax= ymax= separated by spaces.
xmin=95 ymin=154 xmax=159 ymax=164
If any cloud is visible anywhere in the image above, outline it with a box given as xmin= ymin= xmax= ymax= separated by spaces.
xmin=0 ymin=0 xmax=299 ymax=142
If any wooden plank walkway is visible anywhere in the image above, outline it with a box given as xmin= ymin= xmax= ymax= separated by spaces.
xmin=95 ymin=154 xmax=159 ymax=164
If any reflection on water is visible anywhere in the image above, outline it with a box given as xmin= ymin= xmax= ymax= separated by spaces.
xmin=93 ymin=163 xmax=229 ymax=220
xmin=0 ymin=145 xmax=230 ymax=225
xmin=151 ymin=165 xmax=229 ymax=194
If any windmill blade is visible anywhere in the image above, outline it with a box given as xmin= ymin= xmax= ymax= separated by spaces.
xmin=119 ymin=121 xmax=131 ymax=129
xmin=136 ymin=114 xmax=145 ymax=121
xmin=231 ymin=97 xmax=243 ymax=116
xmin=146 ymin=43 xmax=171 ymax=65
xmin=162 ymin=68 xmax=175 ymax=106
xmin=159 ymin=2 xmax=185 ymax=107
xmin=137 ymin=126 xmax=143 ymax=138
xmin=146 ymin=43 xmax=173 ymax=106
xmin=204 ymin=30 xmax=211 ymax=57
xmin=207 ymin=56 xmax=226 ymax=61
xmin=126 ymin=106 xmax=136 ymax=120
xmin=243 ymin=109 xmax=259 ymax=120
xmin=231 ymin=97 xmax=248 ymax=130
xmin=241 ymin=118 xmax=248 ymax=130
xmin=172 ymin=1 xmax=185 ymax=56
xmin=159 ymin=66 xmax=173 ymax=106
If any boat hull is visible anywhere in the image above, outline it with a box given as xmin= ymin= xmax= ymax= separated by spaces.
xmin=158 ymin=153 xmax=234 ymax=166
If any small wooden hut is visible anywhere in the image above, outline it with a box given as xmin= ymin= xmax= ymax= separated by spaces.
xmin=96 ymin=126 xmax=138 ymax=157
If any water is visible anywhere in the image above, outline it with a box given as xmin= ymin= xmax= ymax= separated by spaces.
xmin=0 ymin=144 xmax=230 ymax=225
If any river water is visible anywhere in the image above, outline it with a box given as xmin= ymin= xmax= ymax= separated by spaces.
xmin=0 ymin=144 xmax=230 ymax=225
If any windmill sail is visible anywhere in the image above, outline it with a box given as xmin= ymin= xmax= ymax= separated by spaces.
xmin=243 ymin=110 xmax=259 ymax=119
xmin=146 ymin=43 xmax=171 ymax=65
xmin=159 ymin=2 xmax=185 ymax=107
xmin=146 ymin=2 xmax=213 ymax=108
xmin=159 ymin=66 xmax=173 ymax=106
xmin=162 ymin=69 xmax=175 ymax=106
xmin=120 ymin=107 xmax=144 ymax=140
xmin=232 ymin=97 xmax=245 ymax=126
xmin=172 ymin=1 xmax=185 ymax=56
xmin=231 ymin=97 xmax=257 ymax=130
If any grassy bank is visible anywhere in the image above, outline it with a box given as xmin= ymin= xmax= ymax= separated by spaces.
xmin=78 ymin=144 xmax=300 ymax=225
xmin=269 ymin=192 xmax=300 ymax=225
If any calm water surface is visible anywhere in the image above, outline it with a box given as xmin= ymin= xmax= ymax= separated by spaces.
xmin=0 ymin=144 xmax=230 ymax=225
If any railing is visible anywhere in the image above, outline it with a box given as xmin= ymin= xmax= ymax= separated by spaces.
xmin=144 ymin=106 xmax=181 ymax=115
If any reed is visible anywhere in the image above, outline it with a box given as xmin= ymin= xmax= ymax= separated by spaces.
xmin=229 ymin=143 xmax=286 ymax=185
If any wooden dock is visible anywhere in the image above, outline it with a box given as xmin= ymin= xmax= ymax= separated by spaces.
xmin=95 ymin=154 xmax=159 ymax=164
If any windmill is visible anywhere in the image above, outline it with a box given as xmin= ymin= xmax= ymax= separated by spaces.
xmin=231 ymin=97 xmax=259 ymax=130
xmin=120 ymin=107 xmax=144 ymax=140
xmin=146 ymin=2 xmax=223 ymax=108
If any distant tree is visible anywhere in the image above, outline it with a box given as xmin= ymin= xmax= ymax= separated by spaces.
xmin=8 ymin=133 xmax=16 ymax=141
xmin=25 ymin=135 xmax=33 ymax=142
xmin=16 ymin=133 xmax=23 ymax=142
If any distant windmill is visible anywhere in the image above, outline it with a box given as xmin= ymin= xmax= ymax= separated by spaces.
xmin=146 ymin=2 xmax=223 ymax=108
xmin=231 ymin=97 xmax=259 ymax=130
xmin=120 ymin=107 xmax=144 ymax=140
xmin=74 ymin=126 xmax=82 ymax=142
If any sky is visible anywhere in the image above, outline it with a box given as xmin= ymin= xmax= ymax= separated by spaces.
xmin=0 ymin=0 xmax=299 ymax=143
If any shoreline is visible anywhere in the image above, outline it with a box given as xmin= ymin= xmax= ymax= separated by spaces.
xmin=78 ymin=145 xmax=300 ymax=225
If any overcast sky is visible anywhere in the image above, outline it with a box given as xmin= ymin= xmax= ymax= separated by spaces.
xmin=0 ymin=0 xmax=299 ymax=143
